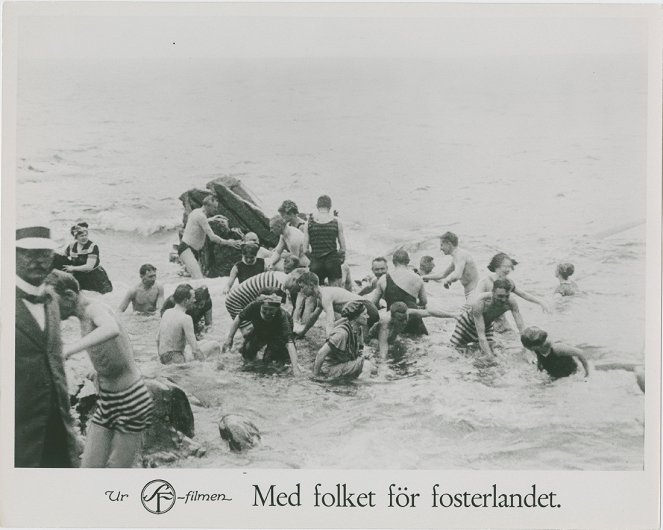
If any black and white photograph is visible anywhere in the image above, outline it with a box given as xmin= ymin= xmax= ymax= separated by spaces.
xmin=2 ymin=2 xmax=661 ymax=528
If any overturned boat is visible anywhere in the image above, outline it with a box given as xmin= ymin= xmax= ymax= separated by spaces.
xmin=175 ymin=176 xmax=279 ymax=277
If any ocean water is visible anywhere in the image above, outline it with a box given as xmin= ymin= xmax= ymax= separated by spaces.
xmin=16 ymin=54 xmax=646 ymax=469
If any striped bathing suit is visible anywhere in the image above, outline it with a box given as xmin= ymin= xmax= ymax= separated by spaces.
xmin=225 ymin=271 xmax=286 ymax=319
xmin=450 ymin=308 xmax=494 ymax=348
xmin=91 ymin=378 xmax=154 ymax=433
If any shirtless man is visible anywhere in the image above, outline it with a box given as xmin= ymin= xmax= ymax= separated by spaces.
xmin=178 ymin=194 xmax=241 ymax=279
xmin=294 ymin=271 xmax=379 ymax=338
xmin=47 ymin=270 xmax=154 ymax=468
xmin=267 ymin=215 xmax=310 ymax=269
xmin=278 ymin=199 xmax=307 ymax=231
xmin=422 ymin=232 xmax=479 ymax=299
xmin=157 ymin=284 xmax=220 ymax=364
xmin=369 ymin=301 xmax=458 ymax=358
xmin=371 ymin=249 xmax=428 ymax=335
xmin=357 ymin=257 xmax=388 ymax=296
xmin=450 ymin=278 xmax=525 ymax=356
xmin=117 ymin=263 xmax=164 ymax=313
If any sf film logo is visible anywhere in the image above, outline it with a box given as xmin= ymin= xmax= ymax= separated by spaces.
xmin=141 ymin=479 xmax=176 ymax=514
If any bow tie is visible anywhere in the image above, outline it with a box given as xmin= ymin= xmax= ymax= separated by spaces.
xmin=17 ymin=288 xmax=51 ymax=305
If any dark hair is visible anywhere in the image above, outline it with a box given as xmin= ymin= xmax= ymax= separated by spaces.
xmin=487 ymin=252 xmax=518 ymax=272
xmin=202 ymin=194 xmax=218 ymax=206
xmin=297 ymin=271 xmax=320 ymax=287
xmin=278 ymin=200 xmax=299 ymax=215
xmin=392 ymin=249 xmax=410 ymax=266
xmin=173 ymin=283 xmax=194 ymax=304
xmin=372 ymin=256 xmax=388 ymax=266
xmin=70 ymin=221 xmax=89 ymax=237
xmin=520 ymin=326 xmax=548 ymax=349
xmin=46 ymin=270 xmax=80 ymax=294
xmin=390 ymin=301 xmax=408 ymax=315
xmin=492 ymin=278 xmax=513 ymax=292
xmin=194 ymin=286 xmax=210 ymax=303
xmin=241 ymin=243 xmax=259 ymax=258
xmin=316 ymin=195 xmax=332 ymax=209
xmin=557 ymin=262 xmax=575 ymax=280
xmin=440 ymin=232 xmax=458 ymax=246
xmin=257 ymin=286 xmax=287 ymax=304
xmin=139 ymin=263 xmax=157 ymax=276
xmin=420 ymin=255 xmax=434 ymax=265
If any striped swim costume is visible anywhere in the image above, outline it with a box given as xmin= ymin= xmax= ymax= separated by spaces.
xmin=91 ymin=378 xmax=154 ymax=433
xmin=225 ymin=272 xmax=286 ymax=319
xmin=450 ymin=308 xmax=494 ymax=348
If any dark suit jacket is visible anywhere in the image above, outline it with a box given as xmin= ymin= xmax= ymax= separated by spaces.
xmin=15 ymin=286 xmax=79 ymax=467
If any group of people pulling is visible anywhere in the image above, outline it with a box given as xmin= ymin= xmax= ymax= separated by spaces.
xmin=159 ymin=192 xmax=590 ymax=382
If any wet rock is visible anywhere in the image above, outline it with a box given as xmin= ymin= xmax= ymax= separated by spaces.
xmin=219 ymin=415 xmax=261 ymax=451
xmin=635 ymin=369 xmax=645 ymax=393
xmin=142 ymin=378 xmax=195 ymax=453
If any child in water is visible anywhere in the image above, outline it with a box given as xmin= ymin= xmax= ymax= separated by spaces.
xmin=520 ymin=326 xmax=590 ymax=379
xmin=554 ymin=262 xmax=578 ymax=296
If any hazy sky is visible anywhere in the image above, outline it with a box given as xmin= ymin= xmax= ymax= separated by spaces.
xmin=14 ymin=4 xmax=650 ymax=60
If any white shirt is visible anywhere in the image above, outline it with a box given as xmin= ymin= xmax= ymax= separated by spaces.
xmin=16 ymin=276 xmax=46 ymax=331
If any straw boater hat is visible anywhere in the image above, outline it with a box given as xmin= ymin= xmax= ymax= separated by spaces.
xmin=16 ymin=225 xmax=58 ymax=250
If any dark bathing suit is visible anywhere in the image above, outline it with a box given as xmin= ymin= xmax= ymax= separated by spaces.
xmin=536 ymin=347 xmax=578 ymax=379
xmin=383 ymin=274 xmax=428 ymax=336
xmin=64 ymin=240 xmax=113 ymax=293
xmin=308 ymin=216 xmax=342 ymax=284
xmin=236 ymin=258 xmax=266 ymax=283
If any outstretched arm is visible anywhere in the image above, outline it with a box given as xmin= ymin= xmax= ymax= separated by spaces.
xmin=370 ymin=277 xmax=385 ymax=307
xmin=222 ymin=315 xmax=241 ymax=352
xmin=377 ymin=319 xmax=390 ymax=358
xmin=417 ymin=281 xmax=428 ymax=309
xmin=64 ymin=304 xmax=120 ymax=358
xmin=443 ymin=253 xmax=467 ymax=287
xmin=409 ymin=307 xmax=458 ymax=319
xmin=472 ymin=305 xmax=492 ymax=356
xmin=202 ymin=217 xmax=241 ymax=248
xmin=423 ymin=262 xmax=454 ymax=282
xmin=513 ymin=286 xmax=551 ymax=313
xmin=337 ymin=220 xmax=347 ymax=262
xmin=557 ymin=344 xmax=590 ymax=377
xmin=286 ymin=342 xmax=301 ymax=376
xmin=509 ymin=299 xmax=526 ymax=335
xmin=302 ymin=222 xmax=310 ymax=255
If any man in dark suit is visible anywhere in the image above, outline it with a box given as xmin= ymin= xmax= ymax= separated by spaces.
xmin=15 ymin=225 xmax=79 ymax=467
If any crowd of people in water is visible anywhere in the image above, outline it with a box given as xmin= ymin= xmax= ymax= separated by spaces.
xmin=15 ymin=192 xmax=643 ymax=469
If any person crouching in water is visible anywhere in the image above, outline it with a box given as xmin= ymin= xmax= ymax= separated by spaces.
xmin=46 ymin=270 xmax=154 ymax=467
xmin=554 ymin=262 xmax=578 ymax=297
xmin=313 ymin=301 xmax=374 ymax=381
xmin=520 ymin=326 xmax=590 ymax=379
xmin=222 ymin=292 xmax=302 ymax=376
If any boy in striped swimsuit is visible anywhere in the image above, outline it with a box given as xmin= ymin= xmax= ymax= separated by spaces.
xmin=450 ymin=278 xmax=525 ymax=356
xmin=47 ymin=270 xmax=154 ymax=468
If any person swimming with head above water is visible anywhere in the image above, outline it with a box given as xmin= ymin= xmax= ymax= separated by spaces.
xmin=520 ymin=326 xmax=590 ymax=379
xmin=450 ymin=278 xmax=525 ymax=356
xmin=368 ymin=301 xmax=459 ymax=358
xmin=117 ymin=263 xmax=164 ymax=314
xmin=554 ymin=262 xmax=578 ymax=297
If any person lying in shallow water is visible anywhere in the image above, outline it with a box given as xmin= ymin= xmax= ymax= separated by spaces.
xmin=368 ymin=301 xmax=459 ymax=358
xmin=520 ymin=326 xmax=590 ymax=379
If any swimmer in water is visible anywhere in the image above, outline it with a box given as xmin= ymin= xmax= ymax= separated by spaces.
xmin=422 ymin=232 xmax=479 ymax=300
xmin=520 ymin=326 xmax=590 ymax=379
xmin=368 ymin=301 xmax=459 ymax=358
xmin=117 ymin=264 xmax=164 ymax=314
xmin=416 ymin=255 xmax=435 ymax=276
xmin=554 ymin=262 xmax=579 ymax=297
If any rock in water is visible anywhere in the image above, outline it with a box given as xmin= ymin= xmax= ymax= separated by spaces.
xmin=219 ymin=415 xmax=261 ymax=451
xmin=143 ymin=378 xmax=195 ymax=453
